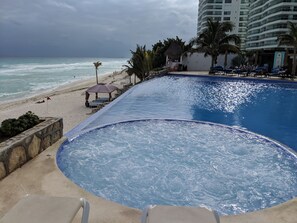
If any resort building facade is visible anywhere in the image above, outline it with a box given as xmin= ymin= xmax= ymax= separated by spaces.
xmin=197 ymin=0 xmax=249 ymax=50
xmin=245 ymin=0 xmax=297 ymax=70
xmin=197 ymin=0 xmax=297 ymax=71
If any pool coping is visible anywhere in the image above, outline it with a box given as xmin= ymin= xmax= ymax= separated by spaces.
xmin=169 ymin=71 xmax=297 ymax=83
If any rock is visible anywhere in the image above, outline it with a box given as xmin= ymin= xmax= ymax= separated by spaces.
xmin=0 ymin=162 xmax=6 ymax=180
xmin=28 ymin=135 xmax=41 ymax=159
xmin=52 ymin=131 xmax=62 ymax=144
xmin=8 ymin=146 xmax=27 ymax=173
xmin=42 ymin=135 xmax=51 ymax=151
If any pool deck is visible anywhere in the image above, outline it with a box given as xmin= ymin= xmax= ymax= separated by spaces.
xmin=170 ymin=71 xmax=297 ymax=82
xmin=0 ymin=72 xmax=297 ymax=222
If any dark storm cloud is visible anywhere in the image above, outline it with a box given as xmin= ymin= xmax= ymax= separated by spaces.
xmin=0 ymin=0 xmax=197 ymax=57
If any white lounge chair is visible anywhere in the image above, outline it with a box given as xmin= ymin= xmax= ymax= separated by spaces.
xmin=0 ymin=194 xmax=90 ymax=223
xmin=141 ymin=205 xmax=220 ymax=223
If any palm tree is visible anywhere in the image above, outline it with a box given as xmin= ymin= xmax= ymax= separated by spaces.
xmin=124 ymin=45 xmax=152 ymax=82
xmin=190 ymin=18 xmax=241 ymax=67
xmin=277 ymin=21 xmax=297 ymax=77
xmin=93 ymin=61 xmax=102 ymax=84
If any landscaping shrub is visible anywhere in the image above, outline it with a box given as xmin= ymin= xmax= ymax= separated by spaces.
xmin=0 ymin=111 xmax=40 ymax=137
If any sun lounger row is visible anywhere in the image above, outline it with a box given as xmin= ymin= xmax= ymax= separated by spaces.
xmin=209 ymin=66 xmax=294 ymax=78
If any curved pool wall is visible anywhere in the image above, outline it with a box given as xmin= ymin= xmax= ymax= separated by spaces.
xmin=66 ymin=74 xmax=297 ymax=152
xmin=58 ymin=119 xmax=297 ymax=215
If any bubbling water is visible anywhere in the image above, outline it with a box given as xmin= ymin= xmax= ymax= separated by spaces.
xmin=58 ymin=120 xmax=297 ymax=215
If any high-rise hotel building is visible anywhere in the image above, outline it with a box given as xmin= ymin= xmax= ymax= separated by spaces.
xmin=197 ymin=0 xmax=249 ymax=49
xmin=246 ymin=0 xmax=297 ymax=51
xmin=197 ymin=0 xmax=297 ymax=69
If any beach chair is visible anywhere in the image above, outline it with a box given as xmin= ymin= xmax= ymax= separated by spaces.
xmin=0 ymin=194 xmax=90 ymax=223
xmin=141 ymin=205 xmax=220 ymax=223
xmin=88 ymin=97 xmax=109 ymax=108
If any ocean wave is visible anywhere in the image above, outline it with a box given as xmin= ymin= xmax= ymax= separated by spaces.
xmin=0 ymin=60 xmax=127 ymax=76
xmin=0 ymin=62 xmax=91 ymax=75
xmin=0 ymin=91 xmax=24 ymax=99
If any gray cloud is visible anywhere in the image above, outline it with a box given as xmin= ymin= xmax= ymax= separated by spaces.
xmin=0 ymin=0 xmax=197 ymax=57
xmin=46 ymin=0 xmax=77 ymax=12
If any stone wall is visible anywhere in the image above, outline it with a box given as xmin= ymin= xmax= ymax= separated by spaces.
xmin=0 ymin=117 xmax=63 ymax=180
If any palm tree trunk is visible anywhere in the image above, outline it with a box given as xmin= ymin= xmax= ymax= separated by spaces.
xmin=211 ymin=57 xmax=215 ymax=67
xmin=293 ymin=47 xmax=296 ymax=77
xmin=255 ymin=51 xmax=258 ymax=65
xmin=284 ymin=48 xmax=288 ymax=66
xmin=224 ymin=51 xmax=228 ymax=68
xmin=95 ymin=69 xmax=98 ymax=84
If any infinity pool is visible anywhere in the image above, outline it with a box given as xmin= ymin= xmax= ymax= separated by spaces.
xmin=67 ymin=75 xmax=297 ymax=151
xmin=59 ymin=75 xmax=297 ymax=215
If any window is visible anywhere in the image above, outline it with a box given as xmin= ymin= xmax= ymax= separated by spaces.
xmin=225 ymin=0 xmax=232 ymax=3
xmin=224 ymin=11 xmax=231 ymax=15
xmin=240 ymin=11 xmax=248 ymax=15
xmin=224 ymin=17 xmax=230 ymax=21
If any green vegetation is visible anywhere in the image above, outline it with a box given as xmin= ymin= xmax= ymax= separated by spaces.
xmin=125 ymin=37 xmax=190 ymax=82
xmin=0 ymin=111 xmax=40 ymax=138
xmin=189 ymin=18 xmax=241 ymax=67
xmin=126 ymin=20 xmax=243 ymax=79
xmin=277 ymin=21 xmax=297 ymax=76
xmin=124 ymin=45 xmax=153 ymax=82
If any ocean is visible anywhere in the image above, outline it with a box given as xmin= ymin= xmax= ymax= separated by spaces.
xmin=0 ymin=57 xmax=128 ymax=103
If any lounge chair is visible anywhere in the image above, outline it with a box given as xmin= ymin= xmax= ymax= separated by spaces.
xmin=141 ymin=205 xmax=220 ymax=223
xmin=88 ymin=97 xmax=109 ymax=108
xmin=0 ymin=194 xmax=90 ymax=223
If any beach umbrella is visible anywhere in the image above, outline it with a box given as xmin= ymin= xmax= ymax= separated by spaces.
xmin=85 ymin=83 xmax=118 ymax=107
xmin=86 ymin=83 xmax=118 ymax=94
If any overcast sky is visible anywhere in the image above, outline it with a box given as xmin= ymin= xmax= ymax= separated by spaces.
xmin=0 ymin=0 xmax=198 ymax=57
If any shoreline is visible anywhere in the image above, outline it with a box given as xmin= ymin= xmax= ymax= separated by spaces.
xmin=0 ymin=71 xmax=131 ymax=133
xmin=0 ymin=71 xmax=119 ymax=108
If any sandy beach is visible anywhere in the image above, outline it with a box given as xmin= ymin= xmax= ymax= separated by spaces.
xmin=0 ymin=71 xmax=132 ymax=134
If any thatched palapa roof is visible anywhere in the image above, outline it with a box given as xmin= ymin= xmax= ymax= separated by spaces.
xmin=164 ymin=42 xmax=183 ymax=60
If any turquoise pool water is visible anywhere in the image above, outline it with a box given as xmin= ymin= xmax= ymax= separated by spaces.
xmin=59 ymin=75 xmax=297 ymax=215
